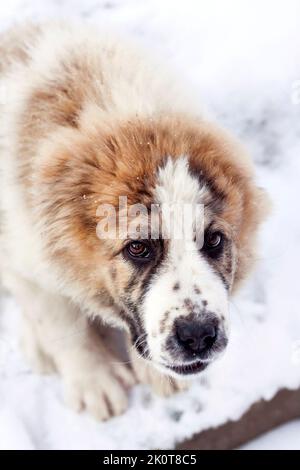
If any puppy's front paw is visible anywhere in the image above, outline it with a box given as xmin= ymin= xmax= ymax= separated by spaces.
xmin=63 ymin=362 xmax=136 ymax=421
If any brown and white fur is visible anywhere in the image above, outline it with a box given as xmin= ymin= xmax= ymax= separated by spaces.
xmin=0 ymin=22 xmax=269 ymax=421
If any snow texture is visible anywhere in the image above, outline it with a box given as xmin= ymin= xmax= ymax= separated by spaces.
xmin=0 ymin=0 xmax=300 ymax=450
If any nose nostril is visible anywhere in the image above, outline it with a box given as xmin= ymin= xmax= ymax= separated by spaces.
xmin=185 ymin=337 xmax=198 ymax=351
xmin=202 ymin=329 xmax=216 ymax=349
xmin=203 ymin=325 xmax=217 ymax=341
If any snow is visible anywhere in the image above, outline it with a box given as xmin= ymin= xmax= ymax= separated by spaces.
xmin=240 ymin=420 xmax=300 ymax=450
xmin=0 ymin=0 xmax=300 ymax=450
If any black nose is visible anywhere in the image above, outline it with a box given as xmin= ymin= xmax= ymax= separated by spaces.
xmin=176 ymin=318 xmax=217 ymax=357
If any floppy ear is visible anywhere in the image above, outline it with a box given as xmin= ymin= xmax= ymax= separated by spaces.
xmin=232 ymin=184 xmax=272 ymax=292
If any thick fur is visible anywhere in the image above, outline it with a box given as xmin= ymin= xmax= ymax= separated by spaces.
xmin=0 ymin=22 xmax=269 ymax=420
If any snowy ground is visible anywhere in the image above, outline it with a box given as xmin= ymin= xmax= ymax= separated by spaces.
xmin=0 ymin=0 xmax=300 ymax=450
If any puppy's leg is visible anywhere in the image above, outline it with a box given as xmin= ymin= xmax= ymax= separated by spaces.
xmin=129 ymin=346 xmax=188 ymax=397
xmin=21 ymin=317 xmax=56 ymax=374
xmin=6 ymin=273 xmax=135 ymax=421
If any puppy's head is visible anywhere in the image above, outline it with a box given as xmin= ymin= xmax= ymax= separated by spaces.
xmin=37 ymin=114 xmax=269 ymax=378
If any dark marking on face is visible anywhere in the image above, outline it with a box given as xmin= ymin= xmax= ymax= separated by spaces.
xmin=119 ymin=296 xmax=148 ymax=355
xmin=137 ymin=239 xmax=167 ymax=300
xmin=194 ymin=285 xmax=201 ymax=295
xmin=202 ymin=300 xmax=208 ymax=307
xmin=183 ymin=298 xmax=194 ymax=312
xmin=173 ymin=282 xmax=180 ymax=291
xmin=218 ymin=272 xmax=230 ymax=290
xmin=119 ymin=239 xmax=168 ymax=357
xmin=139 ymin=261 xmax=161 ymax=298
xmin=202 ymin=236 xmax=234 ymax=291
xmin=123 ymin=239 xmax=168 ymax=346
xmin=124 ymin=271 xmax=139 ymax=297
xmin=160 ymin=310 xmax=170 ymax=335
xmin=121 ymin=242 xmax=162 ymax=328
xmin=188 ymin=163 xmax=226 ymax=214
xmin=118 ymin=308 xmax=134 ymax=330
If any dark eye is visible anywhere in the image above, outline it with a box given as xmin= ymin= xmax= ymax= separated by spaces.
xmin=203 ymin=231 xmax=224 ymax=255
xmin=125 ymin=241 xmax=152 ymax=262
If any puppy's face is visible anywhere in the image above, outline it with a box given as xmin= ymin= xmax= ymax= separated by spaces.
xmin=106 ymin=157 xmax=232 ymax=377
xmin=38 ymin=116 xmax=268 ymax=378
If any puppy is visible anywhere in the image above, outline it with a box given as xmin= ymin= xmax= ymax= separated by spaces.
xmin=0 ymin=22 xmax=268 ymax=421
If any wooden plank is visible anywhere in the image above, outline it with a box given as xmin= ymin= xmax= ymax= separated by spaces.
xmin=177 ymin=388 xmax=300 ymax=450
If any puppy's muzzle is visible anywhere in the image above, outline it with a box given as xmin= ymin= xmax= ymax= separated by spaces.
xmin=165 ymin=312 xmax=228 ymax=375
